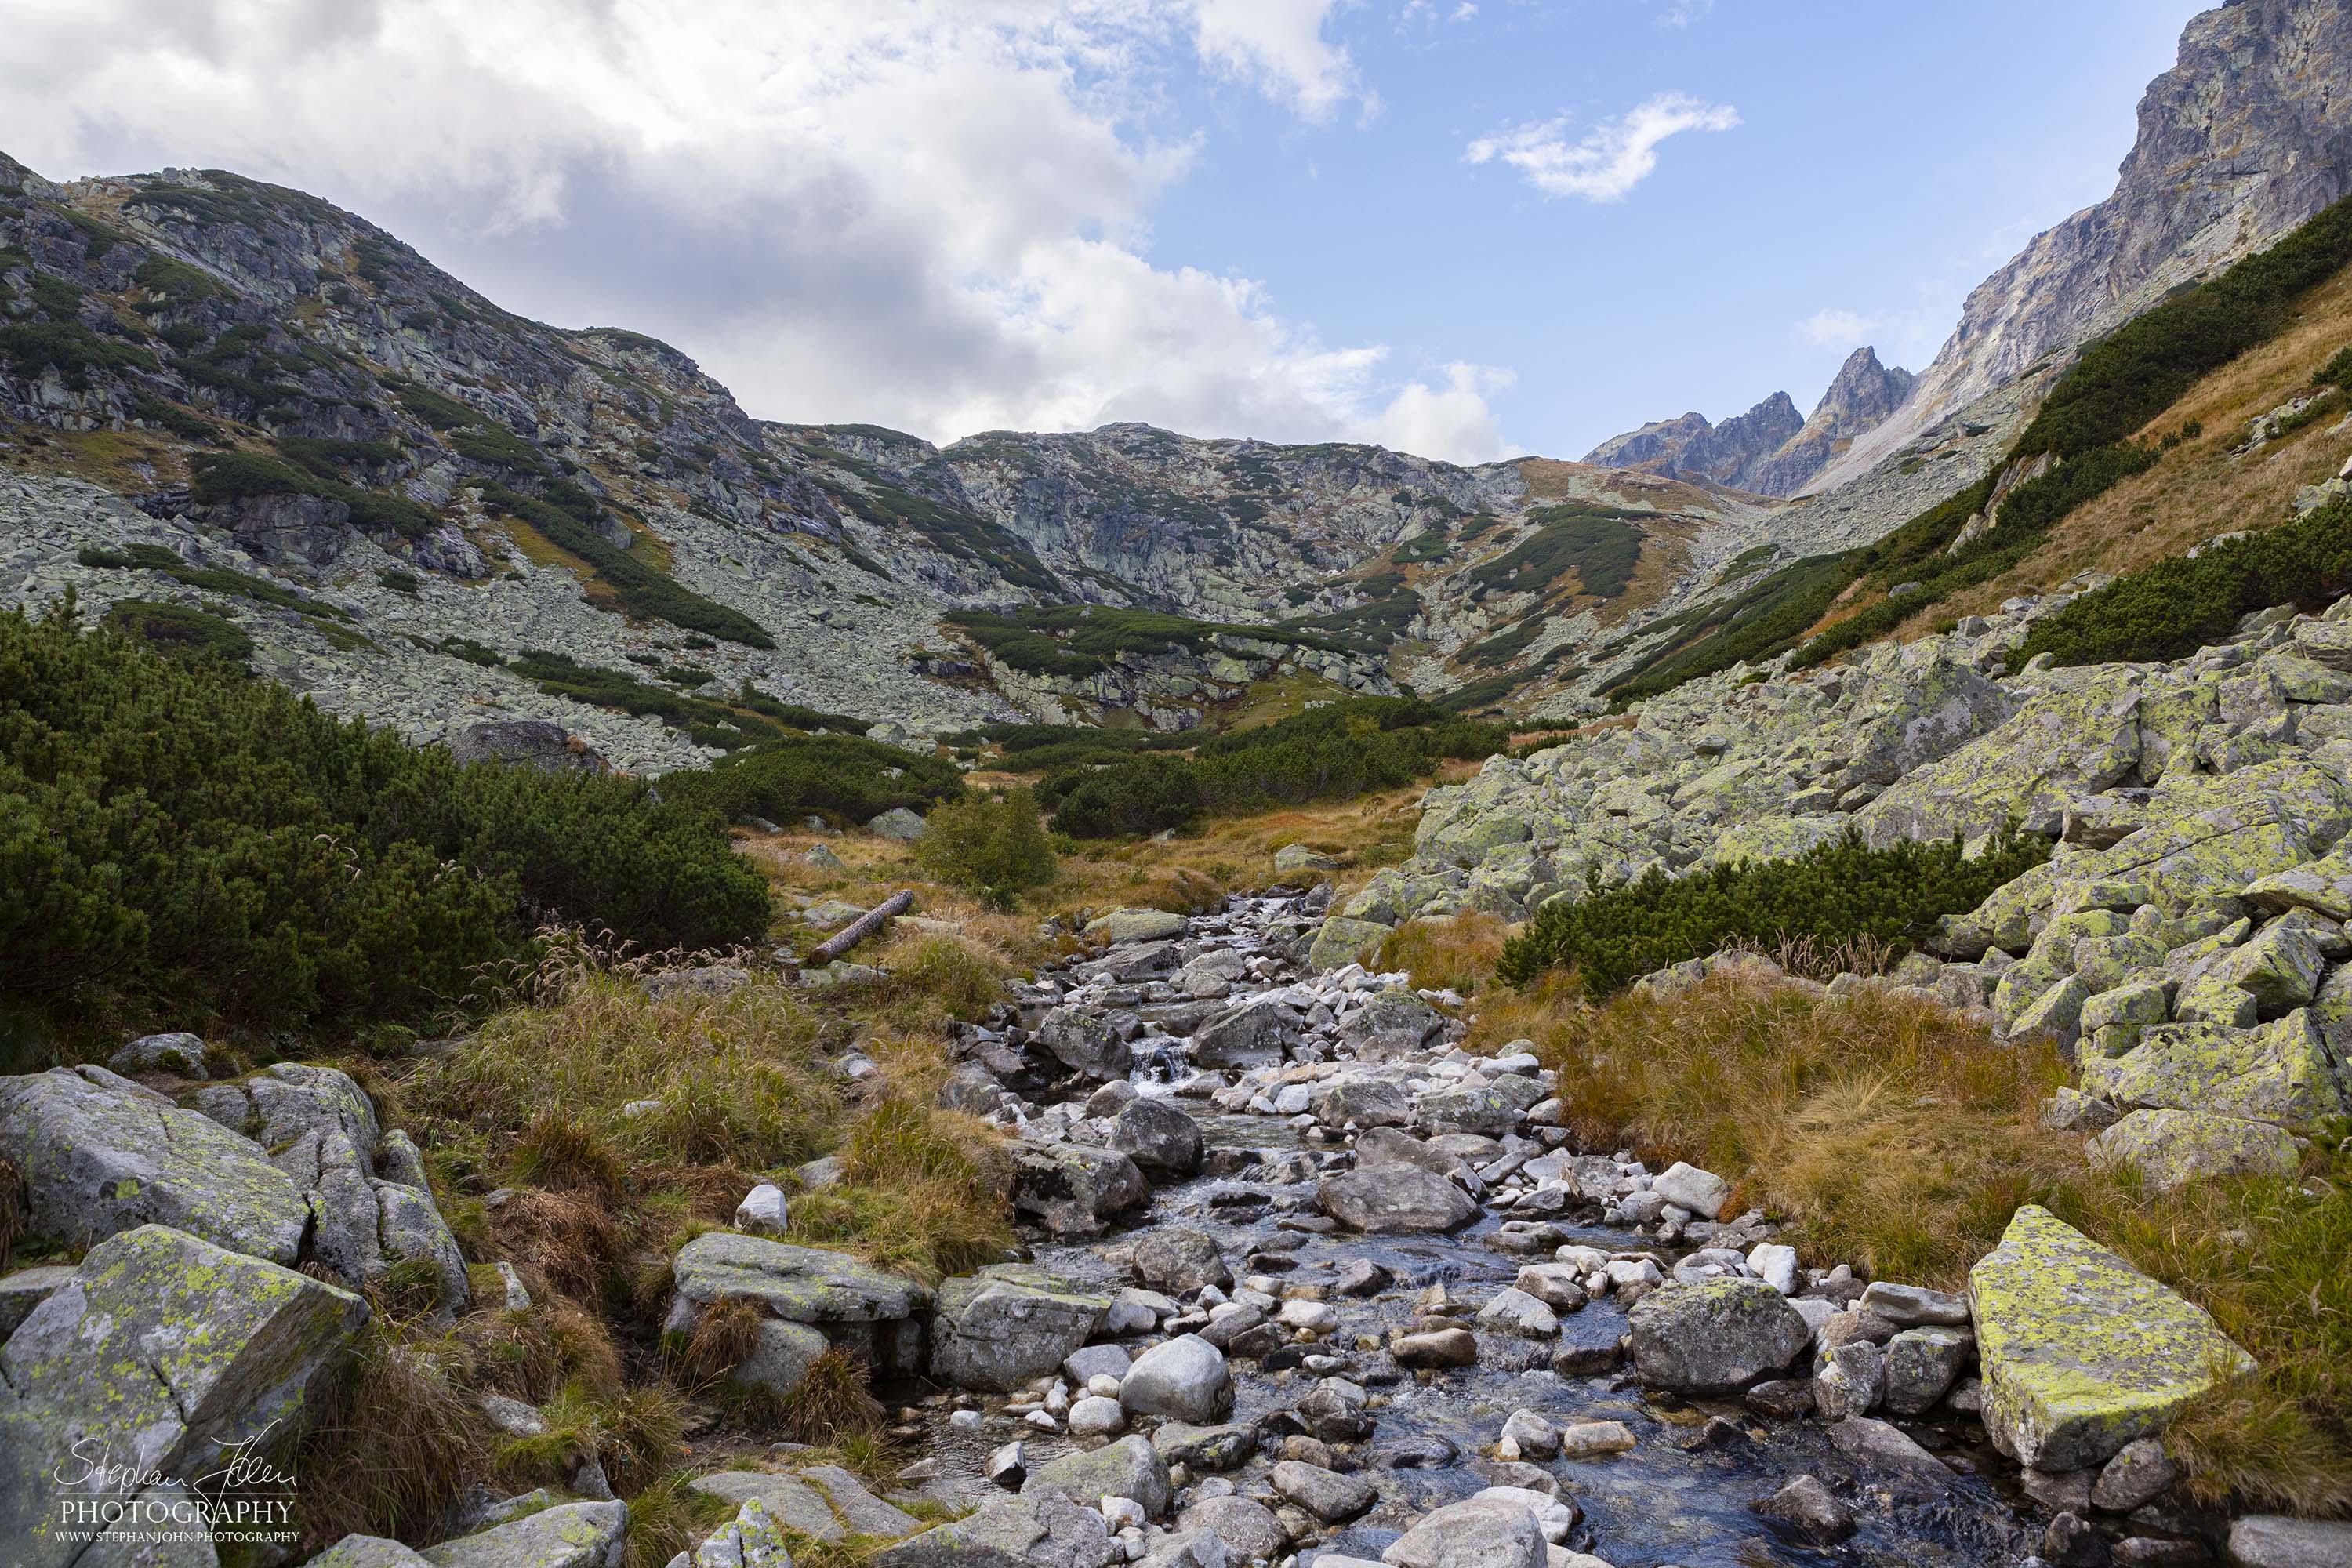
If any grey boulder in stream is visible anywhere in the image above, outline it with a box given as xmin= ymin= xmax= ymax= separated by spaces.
xmin=1628 ymin=1277 xmax=1811 ymax=1393
xmin=931 ymin=1265 xmax=1110 ymax=1392
xmin=1318 ymin=1162 xmax=1479 ymax=1233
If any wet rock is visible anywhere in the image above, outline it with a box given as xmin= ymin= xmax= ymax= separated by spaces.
xmin=1969 ymin=1205 xmax=2254 ymax=1471
xmin=1120 ymin=1334 xmax=1233 ymax=1423
xmin=2024 ymin=1465 xmax=2097 ymax=1514
xmin=1038 ymin=1007 xmax=1138 ymax=1082
xmin=1270 ymin=1461 xmax=1376 ymax=1524
xmin=1193 ymin=996 xmax=1298 ymax=1068
xmin=1152 ymin=1421 xmax=1256 ymax=1472
xmin=1744 ymin=1377 xmax=1815 ymax=1418
xmin=1133 ymin=1228 xmax=1234 ymax=1294
xmin=1627 ymin=1278 xmax=1810 ymax=1393
xmin=1476 ymin=1287 xmax=1560 ymax=1338
xmin=1012 ymin=1142 xmax=1151 ymax=1236
xmin=1299 ymin=1377 xmax=1373 ymax=1442
xmin=1749 ymin=1474 xmax=1853 ymax=1542
xmin=1557 ymin=1421 xmax=1636 ymax=1458
xmin=931 ymin=1265 xmax=1111 ymax=1392
xmin=1025 ymin=1435 xmax=1173 ymax=1519
xmin=1381 ymin=1492 xmax=1548 ymax=1568
xmin=1334 ymin=1258 xmax=1392 ymax=1296
xmin=1113 ymin=1098 xmax=1205 ymax=1177
xmin=2045 ymin=1511 xmax=2113 ymax=1568
xmin=1826 ymin=1417 xmax=1954 ymax=1494
xmin=1394 ymin=1328 xmax=1479 ymax=1368
xmin=1319 ymin=1163 xmax=1479 ymax=1233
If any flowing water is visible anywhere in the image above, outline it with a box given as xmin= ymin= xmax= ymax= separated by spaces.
xmin=898 ymin=891 xmax=2045 ymax=1568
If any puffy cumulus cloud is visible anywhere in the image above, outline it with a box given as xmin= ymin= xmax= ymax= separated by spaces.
xmin=0 ymin=0 xmax=1512 ymax=462
xmin=1467 ymin=91 xmax=1739 ymax=202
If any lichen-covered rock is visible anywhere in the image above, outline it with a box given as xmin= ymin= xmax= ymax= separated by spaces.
xmin=877 ymin=1492 xmax=1121 ymax=1568
xmin=2243 ymin=844 xmax=2352 ymax=920
xmin=2085 ymin=1109 xmax=2301 ymax=1190
xmin=108 ymin=1031 xmax=213 ymax=1079
xmin=674 ymin=1497 xmax=795 ymax=1568
xmin=2080 ymin=1011 xmax=2348 ymax=1128
xmin=1318 ymin=1163 xmax=1478 ymax=1234
xmin=1036 ymin=1007 xmax=1136 ymax=1082
xmin=0 ymin=1225 xmax=369 ymax=1568
xmin=419 ymin=1498 xmax=629 ymax=1567
xmin=0 ymin=1065 xmax=308 ymax=1265
xmin=931 ymin=1266 xmax=1109 ymax=1392
xmin=1085 ymin=908 xmax=1190 ymax=945
xmin=1968 ymin=1204 xmax=2253 ymax=1472
xmin=1307 ymin=917 xmax=1394 ymax=973
xmin=1627 ymin=1278 xmax=1810 ymax=1393
xmin=1190 ymin=995 xmax=1297 ymax=1069
xmin=669 ymin=1231 xmax=931 ymax=1374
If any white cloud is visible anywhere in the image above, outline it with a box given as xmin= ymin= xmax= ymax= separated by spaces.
xmin=1466 ymin=91 xmax=1739 ymax=202
xmin=1355 ymin=362 xmax=1519 ymax=461
xmin=1450 ymin=3 xmax=1479 ymax=20
xmin=0 ymin=0 xmax=1511 ymax=460
xmin=1189 ymin=0 xmax=1363 ymax=120
xmin=1656 ymin=0 xmax=1714 ymax=27
xmin=1797 ymin=307 xmax=1881 ymax=347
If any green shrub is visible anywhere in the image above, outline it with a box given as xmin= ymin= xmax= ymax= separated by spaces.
xmin=379 ymin=569 xmax=422 ymax=595
xmin=916 ymin=788 xmax=1057 ymax=907
xmin=1470 ymin=509 xmax=1646 ymax=599
xmin=2314 ymin=347 xmax=2352 ymax=390
xmin=0 ymin=601 xmax=769 ymax=1035
xmin=662 ymin=733 xmax=964 ymax=826
xmin=1495 ymin=826 xmax=2053 ymax=994
xmin=190 ymin=450 xmax=439 ymax=541
xmin=103 ymin=598 xmax=253 ymax=662
xmin=1046 ymin=754 xmax=1206 ymax=838
xmin=2013 ymin=496 xmax=2352 ymax=669
xmin=1045 ymin=698 xmax=1507 ymax=838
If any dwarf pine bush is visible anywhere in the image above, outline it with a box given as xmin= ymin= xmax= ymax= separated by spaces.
xmin=0 ymin=601 xmax=769 ymax=1035
xmin=1495 ymin=826 xmax=2051 ymax=994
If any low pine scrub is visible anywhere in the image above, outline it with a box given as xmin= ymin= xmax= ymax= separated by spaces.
xmin=1495 ymin=827 xmax=2051 ymax=993
xmin=1043 ymin=698 xmax=1506 ymax=839
xmin=0 ymin=601 xmax=771 ymax=1036
xmin=2013 ymin=495 xmax=2352 ymax=669
xmin=662 ymin=732 xmax=964 ymax=826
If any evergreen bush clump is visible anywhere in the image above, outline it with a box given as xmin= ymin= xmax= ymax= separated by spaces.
xmin=2013 ymin=495 xmax=2352 ymax=669
xmin=661 ymin=733 xmax=964 ymax=826
xmin=1495 ymin=826 xmax=2052 ymax=994
xmin=0 ymin=602 xmax=770 ymax=1035
xmin=916 ymin=788 xmax=1057 ymax=907
xmin=1044 ymin=698 xmax=1506 ymax=838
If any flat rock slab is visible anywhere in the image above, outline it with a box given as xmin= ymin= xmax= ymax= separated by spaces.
xmin=0 ymin=1065 xmax=309 ymax=1264
xmin=1969 ymin=1204 xmax=2253 ymax=1472
xmin=689 ymin=1471 xmax=843 ymax=1539
xmin=672 ymin=1232 xmax=932 ymax=1324
xmin=931 ymin=1265 xmax=1109 ymax=1392
xmin=801 ymin=1462 xmax=923 ymax=1537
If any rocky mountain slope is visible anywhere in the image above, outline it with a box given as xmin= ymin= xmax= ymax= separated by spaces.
xmin=0 ymin=149 xmax=1770 ymax=759
xmin=1813 ymin=0 xmax=2352 ymax=494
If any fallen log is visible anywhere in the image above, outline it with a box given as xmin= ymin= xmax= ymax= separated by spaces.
xmin=808 ymin=890 xmax=915 ymax=966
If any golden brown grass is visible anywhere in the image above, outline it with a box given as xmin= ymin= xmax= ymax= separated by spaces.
xmin=1468 ymin=965 xmax=2352 ymax=1515
xmin=1887 ymin=261 xmax=2352 ymax=637
xmin=1376 ymin=914 xmax=1510 ymax=997
xmin=297 ymin=1316 xmax=495 ymax=1550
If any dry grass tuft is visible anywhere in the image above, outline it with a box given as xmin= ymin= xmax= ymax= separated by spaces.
xmin=620 ymin=1468 xmax=731 ymax=1568
xmin=783 ymin=1347 xmax=886 ymax=1448
xmin=511 ymin=1108 xmax=626 ymax=1200
xmin=670 ymin=1296 xmax=764 ymax=1387
xmin=0 ymin=1152 xmax=24 ymax=1271
xmin=481 ymin=1187 xmax=631 ymax=1312
xmin=1378 ymin=914 xmax=1510 ymax=997
xmin=789 ymin=1099 xmax=1014 ymax=1283
xmin=296 ymin=1316 xmax=492 ymax=1550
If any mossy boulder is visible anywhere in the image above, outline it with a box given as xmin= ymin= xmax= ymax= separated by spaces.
xmin=0 ymin=1225 xmax=368 ymax=1568
xmin=0 ymin=1065 xmax=308 ymax=1265
xmin=1968 ymin=1205 xmax=2253 ymax=1472
xmin=417 ymin=1498 xmax=629 ymax=1567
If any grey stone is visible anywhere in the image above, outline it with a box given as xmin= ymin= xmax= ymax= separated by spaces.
xmin=1112 ymin=1098 xmax=1204 ymax=1177
xmin=1120 ymin=1334 xmax=1232 ymax=1423
xmin=2227 ymin=1515 xmax=2352 ymax=1568
xmin=1319 ymin=1164 xmax=1478 ymax=1233
xmin=1269 ymin=1461 xmax=1375 ymax=1524
xmin=1025 ymin=1436 xmax=1172 ymax=1519
xmin=1748 ymin=1475 xmax=1853 ymax=1542
xmin=109 ymin=1032 xmax=212 ymax=1079
xmin=1179 ymin=1495 xmax=1285 ymax=1560
xmin=1380 ymin=1493 xmax=1547 ymax=1568
xmin=419 ymin=1499 xmax=630 ymax=1567
xmin=1627 ymin=1279 xmax=1810 ymax=1393
xmin=1131 ymin=1228 xmax=1232 ymax=1294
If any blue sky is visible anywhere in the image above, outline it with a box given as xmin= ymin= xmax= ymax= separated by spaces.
xmin=2 ymin=0 xmax=2212 ymax=463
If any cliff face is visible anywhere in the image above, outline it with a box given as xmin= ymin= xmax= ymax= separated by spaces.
xmin=1814 ymin=0 xmax=2352 ymax=492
